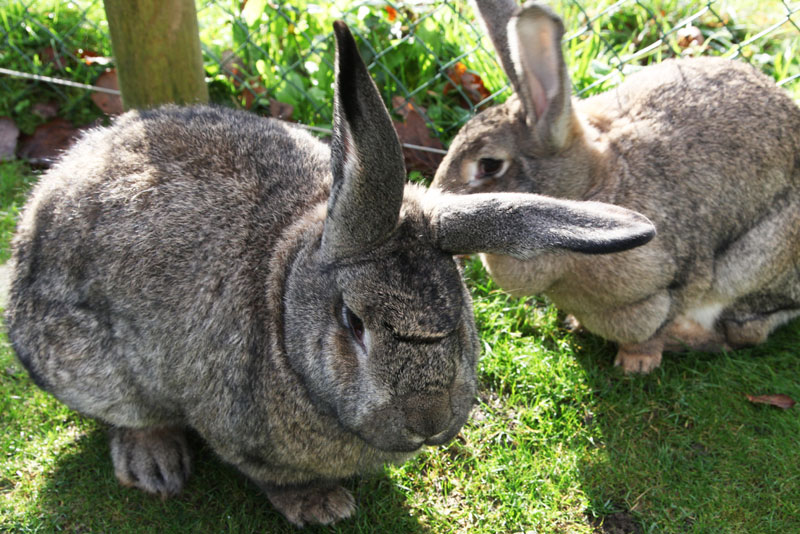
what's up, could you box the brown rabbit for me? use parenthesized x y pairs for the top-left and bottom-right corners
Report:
(432, 0), (800, 373)
(4, 21), (654, 526)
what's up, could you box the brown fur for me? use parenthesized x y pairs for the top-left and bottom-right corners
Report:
(432, 1), (800, 373)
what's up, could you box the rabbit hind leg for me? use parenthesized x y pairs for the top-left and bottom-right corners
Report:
(722, 306), (800, 348)
(615, 306), (730, 374)
(661, 304), (731, 353)
(9, 295), (166, 426)
(712, 195), (800, 304)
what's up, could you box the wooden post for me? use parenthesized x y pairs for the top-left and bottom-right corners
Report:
(104, 0), (208, 110)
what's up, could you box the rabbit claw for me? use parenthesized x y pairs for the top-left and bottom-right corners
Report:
(109, 426), (191, 498)
(266, 484), (356, 527)
(614, 340), (664, 374)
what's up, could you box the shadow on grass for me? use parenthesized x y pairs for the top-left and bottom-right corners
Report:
(569, 318), (800, 534)
(27, 425), (429, 534)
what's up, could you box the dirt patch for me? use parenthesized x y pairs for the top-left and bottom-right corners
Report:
(590, 512), (643, 534)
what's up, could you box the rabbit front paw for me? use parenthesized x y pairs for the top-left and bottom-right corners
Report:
(614, 339), (664, 374)
(109, 426), (191, 497)
(266, 484), (356, 527)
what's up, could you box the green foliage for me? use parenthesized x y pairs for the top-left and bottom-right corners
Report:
(0, 0), (111, 133)
(0, 160), (36, 262)
(199, 0), (497, 140)
(197, 0), (800, 143)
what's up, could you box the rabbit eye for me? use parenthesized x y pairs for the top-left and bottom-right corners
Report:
(476, 157), (506, 179)
(343, 305), (365, 345)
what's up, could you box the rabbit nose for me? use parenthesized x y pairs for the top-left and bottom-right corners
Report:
(403, 392), (453, 439)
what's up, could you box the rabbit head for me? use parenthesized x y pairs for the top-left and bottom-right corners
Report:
(432, 1), (592, 199)
(431, 0), (800, 374)
(282, 21), (654, 452)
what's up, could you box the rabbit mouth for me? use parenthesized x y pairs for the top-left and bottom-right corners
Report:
(352, 410), (467, 453)
(423, 425), (462, 447)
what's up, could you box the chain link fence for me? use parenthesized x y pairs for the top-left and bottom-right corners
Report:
(2, 0), (799, 152)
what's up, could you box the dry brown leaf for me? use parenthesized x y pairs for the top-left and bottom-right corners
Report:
(269, 98), (294, 121)
(444, 61), (491, 108)
(241, 83), (267, 110)
(16, 118), (81, 166)
(746, 394), (796, 410)
(31, 101), (60, 120)
(0, 117), (20, 160)
(91, 70), (124, 115)
(391, 96), (444, 177)
(220, 50), (266, 109)
(677, 25), (704, 49)
(79, 49), (113, 66)
(38, 46), (67, 70)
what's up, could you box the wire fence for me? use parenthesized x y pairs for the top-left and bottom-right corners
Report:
(2, 0), (799, 154)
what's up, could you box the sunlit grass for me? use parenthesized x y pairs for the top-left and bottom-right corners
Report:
(2, 1), (800, 532)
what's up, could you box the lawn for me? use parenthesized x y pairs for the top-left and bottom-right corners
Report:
(1, 160), (799, 533)
(2, 0), (800, 532)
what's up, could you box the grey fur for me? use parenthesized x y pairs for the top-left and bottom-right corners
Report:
(5, 22), (654, 526)
(472, 0), (522, 93)
(432, 1), (800, 373)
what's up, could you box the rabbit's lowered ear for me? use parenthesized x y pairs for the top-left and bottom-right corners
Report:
(509, 3), (573, 152)
(322, 21), (407, 259)
(427, 192), (656, 258)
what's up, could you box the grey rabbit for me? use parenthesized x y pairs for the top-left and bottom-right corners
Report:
(4, 21), (654, 526)
(432, 0), (800, 373)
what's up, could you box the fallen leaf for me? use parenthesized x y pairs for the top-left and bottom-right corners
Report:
(220, 50), (266, 109)
(0, 117), (20, 160)
(16, 118), (81, 167)
(676, 25), (704, 49)
(444, 62), (491, 108)
(91, 70), (124, 115)
(31, 101), (60, 120)
(391, 96), (444, 177)
(79, 49), (113, 66)
(241, 83), (267, 110)
(38, 46), (67, 70)
(746, 394), (796, 410)
(269, 98), (293, 121)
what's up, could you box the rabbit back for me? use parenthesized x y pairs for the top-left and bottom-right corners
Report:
(432, 1), (800, 371)
(7, 105), (331, 425)
(570, 58), (800, 328)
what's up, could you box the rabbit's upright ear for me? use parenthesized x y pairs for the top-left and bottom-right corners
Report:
(509, 3), (573, 152)
(472, 0), (523, 92)
(322, 21), (406, 259)
(427, 192), (656, 258)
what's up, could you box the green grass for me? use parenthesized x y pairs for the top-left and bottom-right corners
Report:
(0, 1), (111, 134)
(1, 159), (799, 532)
(2, 0), (800, 532)
(0, 160), (36, 263)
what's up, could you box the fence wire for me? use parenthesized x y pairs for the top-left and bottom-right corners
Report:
(2, 0), (799, 148)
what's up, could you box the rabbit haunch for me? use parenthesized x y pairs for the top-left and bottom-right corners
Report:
(5, 21), (655, 527)
(432, 1), (800, 374)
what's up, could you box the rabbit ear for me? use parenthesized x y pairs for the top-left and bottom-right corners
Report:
(472, 0), (524, 92)
(427, 192), (656, 258)
(322, 21), (406, 259)
(509, 3), (573, 152)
